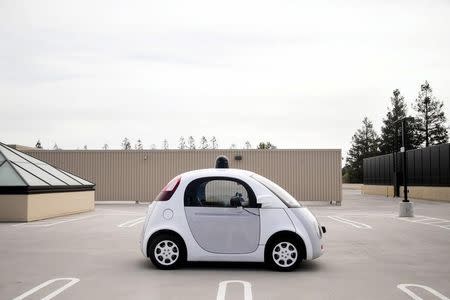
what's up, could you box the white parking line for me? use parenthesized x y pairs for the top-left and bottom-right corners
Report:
(12, 215), (98, 227)
(316, 213), (395, 218)
(410, 218), (435, 223)
(13, 277), (80, 300)
(11, 213), (145, 228)
(397, 283), (449, 300)
(101, 213), (143, 216)
(95, 208), (145, 215)
(327, 216), (372, 229)
(420, 219), (450, 225)
(397, 215), (450, 230)
(117, 217), (145, 228)
(217, 280), (252, 300)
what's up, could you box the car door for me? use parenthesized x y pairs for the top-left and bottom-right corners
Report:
(184, 177), (260, 254)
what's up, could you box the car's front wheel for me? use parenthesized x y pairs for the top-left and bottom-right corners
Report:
(148, 234), (186, 270)
(267, 238), (302, 271)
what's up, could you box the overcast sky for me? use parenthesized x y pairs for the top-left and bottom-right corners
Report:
(1, 0), (449, 156)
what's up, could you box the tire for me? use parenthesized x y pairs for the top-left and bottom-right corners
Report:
(266, 238), (302, 271)
(148, 234), (186, 270)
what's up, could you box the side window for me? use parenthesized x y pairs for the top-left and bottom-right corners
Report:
(205, 180), (249, 207)
(184, 177), (255, 207)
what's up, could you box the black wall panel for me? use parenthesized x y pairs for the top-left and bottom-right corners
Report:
(430, 146), (440, 185)
(363, 143), (450, 187)
(422, 147), (431, 186)
(414, 150), (422, 186)
(439, 144), (450, 185)
(407, 151), (415, 185)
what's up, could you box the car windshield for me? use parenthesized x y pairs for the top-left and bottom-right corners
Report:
(251, 174), (301, 208)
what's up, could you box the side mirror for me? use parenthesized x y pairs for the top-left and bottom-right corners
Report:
(230, 196), (243, 207)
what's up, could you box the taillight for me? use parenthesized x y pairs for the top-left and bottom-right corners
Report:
(155, 176), (181, 201)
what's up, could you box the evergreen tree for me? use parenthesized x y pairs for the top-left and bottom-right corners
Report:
(102, 144), (109, 150)
(257, 142), (277, 149)
(53, 143), (59, 150)
(245, 141), (252, 149)
(121, 138), (131, 150)
(178, 137), (187, 149)
(341, 165), (351, 183)
(210, 136), (218, 149)
(83, 145), (88, 150)
(380, 89), (420, 154)
(35, 140), (42, 149)
(345, 117), (381, 183)
(200, 136), (208, 149)
(413, 81), (448, 147)
(188, 136), (196, 149)
(135, 139), (143, 150)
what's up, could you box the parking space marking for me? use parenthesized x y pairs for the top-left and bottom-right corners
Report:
(11, 213), (145, 228)
(410, 217), (435, 223)
(397, 215), (450, 230)
(12, 215), (98, 227)
(101, 213), (143, 216)
(217, 280), (252, 300)
(421, 219), (450, 225)
(13, 277), (80, 300)
(316, 213), (395, 218)
(117, 217), (145, 228)
(95, 208), (145, 215)
(327, 216), (372, 229)
(397, 284), (449, 300)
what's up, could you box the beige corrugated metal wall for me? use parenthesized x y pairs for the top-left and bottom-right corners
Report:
(24, 149), (342, 203)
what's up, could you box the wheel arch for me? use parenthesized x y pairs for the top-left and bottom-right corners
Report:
(146, 229), (187, 258)
(264, 230), (307, 261)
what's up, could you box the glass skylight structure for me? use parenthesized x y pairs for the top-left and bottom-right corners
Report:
(0, 143), (95, 193)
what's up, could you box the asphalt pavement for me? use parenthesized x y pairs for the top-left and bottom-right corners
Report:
(1, 189), (449, 300)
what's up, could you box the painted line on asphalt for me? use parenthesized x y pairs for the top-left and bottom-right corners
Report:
(12, 215), (98, 227)
(99, 213), (144, 216)
(316, 213), (395, 218)
(13, 277), (80, 300)
(327, 216), (372, 229)
(117, 217), (145, 228)
(95, 208), (145, 214)
(397, 283), (449, 300)
(420, 219), (450, 225)
(12, 213), (143, 228)
(410, 217), (436, 223)
(217, 280), (252, 300)
(397, 215), (450, 231)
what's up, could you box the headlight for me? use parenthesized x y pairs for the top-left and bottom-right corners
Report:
(309, 211), (322, 239)
(313, 219), (322, 239)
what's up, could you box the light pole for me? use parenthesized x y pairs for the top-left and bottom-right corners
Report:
(394, 117), (414, 217)
(392, 122), (399, 197)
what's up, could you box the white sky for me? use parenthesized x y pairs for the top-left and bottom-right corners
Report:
(1, 0), (449, 155)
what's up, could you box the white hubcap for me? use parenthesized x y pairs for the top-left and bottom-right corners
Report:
(154, 240), (179, 266)
(272, 241), (298, 267)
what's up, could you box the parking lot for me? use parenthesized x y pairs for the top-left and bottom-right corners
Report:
(1, 189), (449, 300)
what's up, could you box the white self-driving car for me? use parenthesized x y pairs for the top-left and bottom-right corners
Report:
(140, 163), (326, 271)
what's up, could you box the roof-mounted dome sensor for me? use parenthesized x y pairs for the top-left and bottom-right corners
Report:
(215, 155), (229, 168)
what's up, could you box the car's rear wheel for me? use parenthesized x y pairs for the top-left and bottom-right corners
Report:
(267, 238), (302, 271)
(148, 234), (186, 269)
